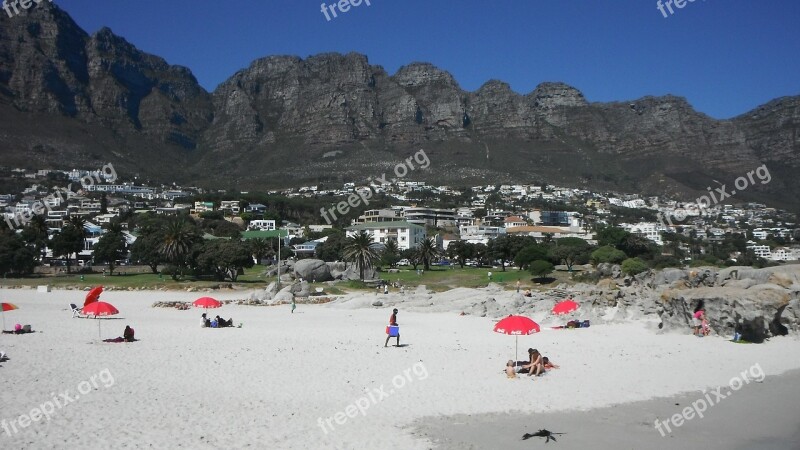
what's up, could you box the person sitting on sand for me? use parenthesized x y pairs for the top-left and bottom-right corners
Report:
(522, 348), (544, 377)
(123, 326), (135, 342)
(201, 313), (209, 328)
(506, 360), (518, 379)
(543, 357), (559, 370)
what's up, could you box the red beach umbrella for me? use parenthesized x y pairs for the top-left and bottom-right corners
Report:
(82, 301), (119, 339)
(494, 315), (541, 361)
(85, 286), (103, 307)
(1, 302), (19, 331)
(553, 300), (580, 315)
(193, 297), (222, 309)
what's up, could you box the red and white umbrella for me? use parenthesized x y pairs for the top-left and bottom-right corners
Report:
(193, 297), (222, 309)
(83, 301), (119, 338)
(552, 300), (579, 315)
(494, 315), (541, 361)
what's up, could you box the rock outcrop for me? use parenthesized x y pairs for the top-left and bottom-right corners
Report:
(1, 4), (799, 208)
(293, 259), (332, 282)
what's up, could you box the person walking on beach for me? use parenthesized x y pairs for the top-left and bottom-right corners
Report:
(384, 308), (400, 347)
(291, 297), (296, 314)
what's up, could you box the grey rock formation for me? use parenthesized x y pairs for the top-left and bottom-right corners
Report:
(294, 259), (332, 282)
(273, 286), (294, 303)
(327, 262), (376, 281)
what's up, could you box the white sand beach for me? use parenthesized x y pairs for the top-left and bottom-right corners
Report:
(2, 287), (800, 449)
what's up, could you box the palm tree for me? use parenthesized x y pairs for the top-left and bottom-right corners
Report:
(68, 215), (87, 265)
(249, 237), (272, 264)
(22, 215), (50, 261)
(417, 237), (441, 271)
(159, 220), (198, 279)
(381, 239), (400, 268)
(342, 230), (380, 281)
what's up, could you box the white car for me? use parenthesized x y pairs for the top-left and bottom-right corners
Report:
(397, 259), (411, 266)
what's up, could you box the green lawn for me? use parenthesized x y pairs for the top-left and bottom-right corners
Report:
(1, 265), (273, 291)
(2, 264), (577, 293)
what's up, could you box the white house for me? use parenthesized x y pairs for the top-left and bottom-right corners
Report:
(459, 225), (506, 245)
(248, 220), (276, 231)
(622, 222), (666, 246)
(503, 215), (527, 228)
(746, 243), (772, 259)
(346, 221), (426, 250)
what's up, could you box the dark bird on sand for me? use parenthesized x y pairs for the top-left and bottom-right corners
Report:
(522, 429), (564, 443)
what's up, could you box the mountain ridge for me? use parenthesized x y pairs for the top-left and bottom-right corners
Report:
(1, 2), (798, 210)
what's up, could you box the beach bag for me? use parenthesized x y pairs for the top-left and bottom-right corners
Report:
(385, 326), (390, 334)
(22, 324), (31, 333)
(582, 320), (590, 328)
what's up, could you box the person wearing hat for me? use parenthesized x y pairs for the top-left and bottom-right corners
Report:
(384, 308), (400, 347)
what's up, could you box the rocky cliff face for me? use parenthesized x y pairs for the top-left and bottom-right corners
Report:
(0, 2), (212, 178)
(1, 3), (799, 208)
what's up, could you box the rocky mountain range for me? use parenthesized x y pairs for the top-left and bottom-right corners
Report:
(1, 2), (799, 209)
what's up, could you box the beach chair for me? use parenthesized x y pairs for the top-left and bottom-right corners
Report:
(70, 303), (85, 318)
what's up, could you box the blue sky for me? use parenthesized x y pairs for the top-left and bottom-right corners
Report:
(56, 0), (799, 119)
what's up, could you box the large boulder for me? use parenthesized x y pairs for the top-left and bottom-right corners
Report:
(290, 280), (311, 297)
(597, 263), (622, 279)
(327, 261), (377, 281)
(653, 268), (689, 287)
(294, 259), (332, 282)
(273, 286), (294, 303)
(658, 285), (795, 342)
(718, 266), (800, 288)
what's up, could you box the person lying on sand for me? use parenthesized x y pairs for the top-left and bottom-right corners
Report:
(215, 316), (234, 328)
(543, 357), (559, 370)
(3, 324), (34, 334)
(104, 326), (137, 343)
